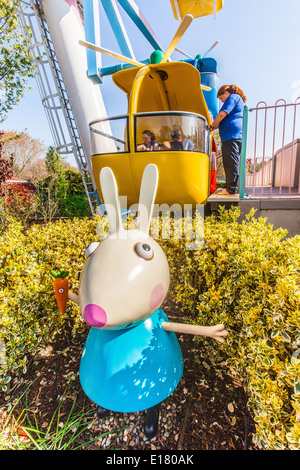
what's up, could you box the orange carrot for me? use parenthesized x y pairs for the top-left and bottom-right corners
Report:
(51, 270), (69, 314)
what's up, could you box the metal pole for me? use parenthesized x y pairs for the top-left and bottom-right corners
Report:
(239, 105), (248, 199)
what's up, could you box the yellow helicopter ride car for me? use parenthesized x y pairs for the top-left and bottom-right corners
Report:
(80, 12), (220, 209)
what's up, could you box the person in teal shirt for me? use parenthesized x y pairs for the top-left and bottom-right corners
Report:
(211, 85), (247, 194)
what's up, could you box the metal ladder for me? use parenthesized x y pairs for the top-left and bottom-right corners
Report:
(17, 0), (101, 215)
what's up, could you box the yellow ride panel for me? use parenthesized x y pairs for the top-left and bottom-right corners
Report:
(112, 62), (211, 123)
(91, 150), (210, 208)
(169, 0), (223, 20)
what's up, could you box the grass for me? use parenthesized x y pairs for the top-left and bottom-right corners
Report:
(0, 380), (121, 450)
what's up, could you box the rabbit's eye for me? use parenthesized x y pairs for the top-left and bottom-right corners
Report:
(134, 242), (154, 260)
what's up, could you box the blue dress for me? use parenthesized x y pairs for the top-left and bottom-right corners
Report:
(79, 308), (184, 412)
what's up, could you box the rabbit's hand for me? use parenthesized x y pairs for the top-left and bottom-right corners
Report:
(202, 324), (228, 343)
(68, 290), (79, 305)
(162, 322), (228, 343)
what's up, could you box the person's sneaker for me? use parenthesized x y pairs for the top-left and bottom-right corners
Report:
(218, 189), (230, 195)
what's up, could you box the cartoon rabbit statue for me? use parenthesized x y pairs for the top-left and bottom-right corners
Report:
(57, 164), (228, 439)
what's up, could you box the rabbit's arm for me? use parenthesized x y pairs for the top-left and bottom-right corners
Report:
(162, 322), (228, 343)
(68, 290), (79, 305)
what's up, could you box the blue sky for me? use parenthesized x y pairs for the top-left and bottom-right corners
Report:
(2, 0), (300, 157)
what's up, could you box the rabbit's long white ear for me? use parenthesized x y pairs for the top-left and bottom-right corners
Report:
(100, 167), (123, 234)
(136, 164), (159, 233)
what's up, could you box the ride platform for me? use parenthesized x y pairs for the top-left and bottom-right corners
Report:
(207, 189), (300, 238)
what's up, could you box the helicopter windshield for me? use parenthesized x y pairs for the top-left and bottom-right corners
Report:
(89, 112), (209, 155)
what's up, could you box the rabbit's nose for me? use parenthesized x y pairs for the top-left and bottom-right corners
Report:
(83, 304), (107, 328)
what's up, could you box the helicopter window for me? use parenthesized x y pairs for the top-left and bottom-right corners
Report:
(89, 116), (129, 155)
(135, 112), (209, 154)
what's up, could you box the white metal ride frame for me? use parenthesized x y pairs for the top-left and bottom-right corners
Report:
(18, 0), (100, 214)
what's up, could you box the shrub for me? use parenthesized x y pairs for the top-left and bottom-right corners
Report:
(0, 208), (299, 450)
(35, 149), (90, 221)
(59, 170), (91, 218)
(160, 207), (300, 450)
(35, 170), (90, 221)
(3, 183), (38, 224)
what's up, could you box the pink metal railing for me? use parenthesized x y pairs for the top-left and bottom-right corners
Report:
(245, 98), (300, 196)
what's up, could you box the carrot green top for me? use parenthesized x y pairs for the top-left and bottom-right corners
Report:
(51, 270), (69, 278)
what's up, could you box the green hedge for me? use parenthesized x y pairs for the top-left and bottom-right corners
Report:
(0, 217), (99, 386)
(0, 209), (299, 449)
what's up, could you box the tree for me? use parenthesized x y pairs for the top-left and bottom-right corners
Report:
(45, 145), (65, 175)
(0, 131), (39, 228)
(60, 169), (90, 218)
(36, 147), (90, 220)
(0, 130), (13, 196)
(1, 130), (46, 178)
(0, 0), (35, 121)
(35, 147), (68, 222)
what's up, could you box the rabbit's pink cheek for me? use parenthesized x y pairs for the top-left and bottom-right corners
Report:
(83, 304), (107, 328)
(149, 284), (164, 311)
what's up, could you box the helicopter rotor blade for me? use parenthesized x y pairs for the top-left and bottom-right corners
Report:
(202, 40), (219, 58)
(201, 85), (212, 91)
(160, 14), (193, 64)
(79, 40), (144, 67)
(175, 47), (193, 59)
